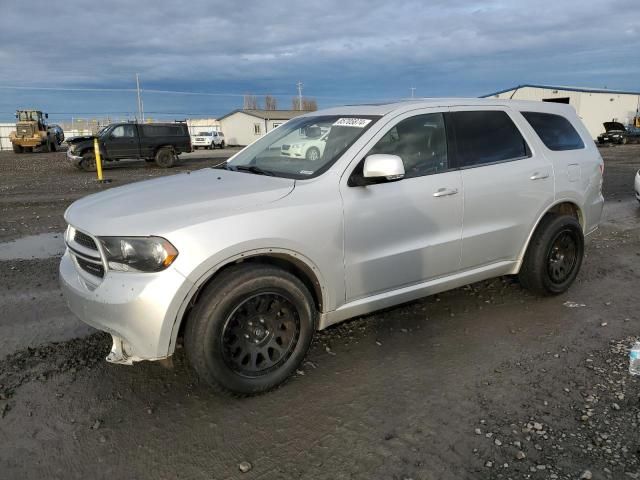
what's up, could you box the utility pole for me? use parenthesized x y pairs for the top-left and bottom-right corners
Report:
(136, 73), (144, 122)
(410, 87), (416, 99)
(297, 81), (303, 111)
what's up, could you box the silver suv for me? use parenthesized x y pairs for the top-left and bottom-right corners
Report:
(60, 99), (604, 394)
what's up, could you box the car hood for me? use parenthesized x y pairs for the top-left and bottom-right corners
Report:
(65, 168), (296, 236)
(603, 122), (627, 133)
(66, 135), (96, 144)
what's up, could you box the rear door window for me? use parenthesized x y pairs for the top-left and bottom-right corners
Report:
(521, 112), (585, 151)
(449, 111), (530, 168)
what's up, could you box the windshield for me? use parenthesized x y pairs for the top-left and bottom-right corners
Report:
(18, 111), (39, 122)
(227, 115), (379, 179)
(197, 131), (212, 136)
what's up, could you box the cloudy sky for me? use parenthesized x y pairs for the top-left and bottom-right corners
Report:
(0, 0), (639, 122)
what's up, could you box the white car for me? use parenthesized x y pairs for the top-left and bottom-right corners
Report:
(192, 131), (225, 149)
(280, 130), (328, 161)
(635, 169), (640, 203)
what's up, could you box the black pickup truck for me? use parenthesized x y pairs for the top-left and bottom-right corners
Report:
(66, 122), (191, 171)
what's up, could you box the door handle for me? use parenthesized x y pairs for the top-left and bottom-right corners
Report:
(530, 172), (549, 180)
(433, 187), (459, 197)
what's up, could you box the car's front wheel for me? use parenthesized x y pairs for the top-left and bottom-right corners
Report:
(185, 263), (316, 395)
(519, 213), (584, 295)
(306, 147), (320, 161)
(79, 152), (97, 171)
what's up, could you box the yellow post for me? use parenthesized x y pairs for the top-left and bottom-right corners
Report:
(93, 137), (103, 181)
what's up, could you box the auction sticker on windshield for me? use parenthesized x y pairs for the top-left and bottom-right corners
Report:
(333, 118), (372, 128)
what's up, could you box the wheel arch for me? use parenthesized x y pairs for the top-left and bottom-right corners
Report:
(154, 144), (175, 156)
(168, 250), (326, 356)
(515, 200), (584, 272)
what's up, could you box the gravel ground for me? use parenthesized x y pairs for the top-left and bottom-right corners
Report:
(0, 144), (639, 479)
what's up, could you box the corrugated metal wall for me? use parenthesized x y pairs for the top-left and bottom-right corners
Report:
(0, 123), (15, 151)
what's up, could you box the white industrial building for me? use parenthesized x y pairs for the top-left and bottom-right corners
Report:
(219, 109), (306, 146)
(484, 84), (640, 140)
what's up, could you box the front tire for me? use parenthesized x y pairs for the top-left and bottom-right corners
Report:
(306, 147), (320, 161)
(79, 152), (97, 172)
(185, 264), (316, 395)
(12, 144), (23, 154)
(519, 214), (584, 295)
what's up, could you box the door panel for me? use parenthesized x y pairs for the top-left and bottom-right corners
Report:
(449, 108), (554, 269)
(340, 110), (463, 302)
(342, 172), (463, 300)
(105, 124), (139, 159)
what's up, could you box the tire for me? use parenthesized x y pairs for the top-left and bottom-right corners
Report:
(155, 147), (175, 168)
(50, 140), (57, 152)
(12, 144), (23, 154)
(80, 152), (97, 172)
(518, 214), (584, 296)
(220, 141), (225, 149)
(621, 137), (628, 145)
(184, 263), (316, 395)
(306, 147), (321, 162)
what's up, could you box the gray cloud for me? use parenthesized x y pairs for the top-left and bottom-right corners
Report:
(0, 0), (638, 102)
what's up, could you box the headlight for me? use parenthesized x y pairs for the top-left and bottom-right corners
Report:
(99, 236), (178, 272)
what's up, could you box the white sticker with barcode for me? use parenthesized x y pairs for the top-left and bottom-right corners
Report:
(332, 118), (371, 128)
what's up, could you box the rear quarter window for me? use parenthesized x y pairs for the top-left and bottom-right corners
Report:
(521, 112), (585, 151)
(142, 125), (188, 137)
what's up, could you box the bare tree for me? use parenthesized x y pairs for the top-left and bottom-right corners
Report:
(292, 96), (318, 111)
(243, 94), (259, 110)
(302, 98), (317, 111)
(264, 95), (278, 110)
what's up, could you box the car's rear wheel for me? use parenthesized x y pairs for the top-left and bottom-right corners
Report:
(50, 140), (57, 152)
(80, 152), (97, 172)
(184, 263), (316, 395)
(155, 147), (175, 168)
(519, 214), (584, 295)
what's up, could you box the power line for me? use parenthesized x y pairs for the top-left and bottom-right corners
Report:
(0, 84), (367, 100)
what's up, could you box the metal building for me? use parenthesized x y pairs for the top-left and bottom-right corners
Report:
(483, 84), (640, 140)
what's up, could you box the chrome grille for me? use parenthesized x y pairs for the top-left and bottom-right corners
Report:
(74, 230), (97, 250)
(76, 257), (105, 277)
(66, 226), (105, 281)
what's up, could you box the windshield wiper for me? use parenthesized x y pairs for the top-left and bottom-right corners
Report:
(228, 165), (275, 176)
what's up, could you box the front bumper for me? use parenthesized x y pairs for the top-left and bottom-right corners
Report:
(59, 250), (194, 363)
(66, 148), (84, 166)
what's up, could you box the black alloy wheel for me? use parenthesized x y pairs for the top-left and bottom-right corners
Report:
(547, 230), (578, 285)
(221, 292), (300, 377)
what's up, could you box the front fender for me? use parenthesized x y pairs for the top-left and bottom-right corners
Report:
(166, 246), (329, 356)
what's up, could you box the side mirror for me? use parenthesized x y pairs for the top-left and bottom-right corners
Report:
(363, 154), (405, 181)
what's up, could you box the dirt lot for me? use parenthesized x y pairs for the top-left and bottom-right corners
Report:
(0, 145), (639, 479)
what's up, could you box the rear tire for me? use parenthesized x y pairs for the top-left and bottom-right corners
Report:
(519, 214), (584, 296)
(155, 147), (175, 168)
(184, 263), (316, 395)
(12, 144), (23, 154)
(50, 140), (57, 152)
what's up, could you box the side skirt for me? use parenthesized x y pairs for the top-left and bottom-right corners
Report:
(318, 260), (517, 330)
